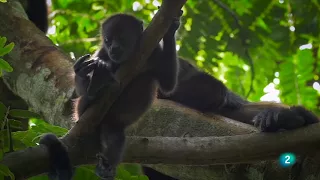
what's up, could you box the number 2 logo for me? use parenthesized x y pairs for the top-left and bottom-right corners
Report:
(284, 155), (290, 164)
(279, 153), (296, 168)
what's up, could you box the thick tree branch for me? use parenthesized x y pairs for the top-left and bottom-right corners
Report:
(1, 108), (320, 179)
(1, 100), (258, 179)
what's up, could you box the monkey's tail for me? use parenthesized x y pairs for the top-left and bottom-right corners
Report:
(25, 0), (48, 33)
(39, 133), (74, 180)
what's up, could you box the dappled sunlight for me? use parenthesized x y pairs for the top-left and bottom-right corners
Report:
(132, 2), (143, 11)
(299, 43), (312, 50)
(313, 82), (320, 94)
(47, 25), (56, 35)
(176, 44), (180, 51)
(260, 83), (281, 102)
(152, 0), (160, 7)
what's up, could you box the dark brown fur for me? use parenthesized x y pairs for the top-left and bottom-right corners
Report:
(73, 12), (182, 180)
(158, 58), (319, 131)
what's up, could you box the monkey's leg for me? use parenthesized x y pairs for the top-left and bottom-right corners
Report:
(218, 93), (319, 132)
(95, 74), (157, 179)
(96, 125), (125, 180)
(166, 72), (318, 132)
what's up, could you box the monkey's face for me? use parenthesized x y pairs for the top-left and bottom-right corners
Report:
(103, 33), (139, 63)
(102, 15), (143, 64)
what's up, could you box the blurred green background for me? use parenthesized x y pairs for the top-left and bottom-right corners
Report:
(47, 0), (320, 114)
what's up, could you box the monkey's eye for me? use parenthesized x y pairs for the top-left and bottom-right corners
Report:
(104, 37), (112, 46)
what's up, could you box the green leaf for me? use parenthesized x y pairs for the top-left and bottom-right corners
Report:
(116, 167), (131, 180)
(0, 58), (13, 72)
(256, 18), (271, 33)
(72, 166), (99, 180)
(0, 149), (3, 160)
(12, 130), (39, 147)
(8, 119), (23, 130)
(0, 0), (7, 3)
(29, 118), (68, 136)
(28, 174), (49, 180)
(0, 37), (6, 47)
(0, 42), (14, 56)
(118, 164), (143, 176)
(0, 164), (14, 180)
(9, 109), (42, 119)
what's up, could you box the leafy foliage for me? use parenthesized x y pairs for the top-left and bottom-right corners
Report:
(47, 0), (319, 115)
(0, 36), (14, 77)
(0, 34), (15, 179)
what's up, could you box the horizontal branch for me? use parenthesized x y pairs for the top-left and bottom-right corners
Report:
(1, 100), (257, 178)
(2, 113), (320, 178)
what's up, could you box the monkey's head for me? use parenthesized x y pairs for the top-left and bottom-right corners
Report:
(101, 14), (144, 64)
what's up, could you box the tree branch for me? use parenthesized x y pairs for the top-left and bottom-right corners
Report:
(2, 105), (320, 179)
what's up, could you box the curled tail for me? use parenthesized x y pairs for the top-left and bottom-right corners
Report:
(39, 133), (74, 180)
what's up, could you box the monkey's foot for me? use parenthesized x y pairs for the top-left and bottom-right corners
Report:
(253, 106), (318, 132)
(95, 153), (116, 180)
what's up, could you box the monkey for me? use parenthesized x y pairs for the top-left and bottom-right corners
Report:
(73, 11), (182, 180)
(24, 0), (49, 33)
(39, 133), (73, 180)
(21, 2), (180, 179)
(141, 58), (320, 180)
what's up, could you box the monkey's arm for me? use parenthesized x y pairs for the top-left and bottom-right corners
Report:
(73, 55), (115, 119)
(152, 11), (182, 94)
(73, 54), (95, 96)
(155, 39), (178, 93)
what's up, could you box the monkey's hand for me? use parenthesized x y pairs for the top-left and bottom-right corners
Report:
(163, 9), (183, 39)
(253, 106), (319, 132)
(74, 54), (96, 96)
(87, 58), (117, 97)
